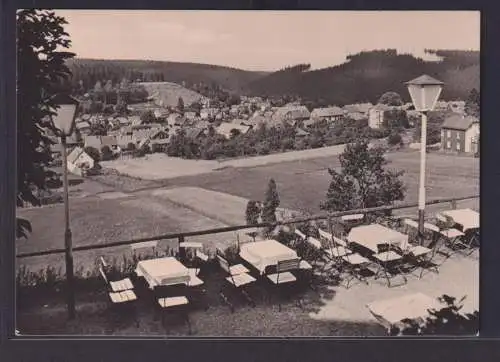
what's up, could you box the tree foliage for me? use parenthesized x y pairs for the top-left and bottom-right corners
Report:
(321, 138), (406, 212)
(262, 179), (280, 226)
(378, 91), (404, 106)
(465, 88), (480, 117)
(16, 9), (75, 237)
(245, 200), (262, 225)
(84, 146), (100, 162)
(392, 295), (478, 336)
(177, 97), (185, 113)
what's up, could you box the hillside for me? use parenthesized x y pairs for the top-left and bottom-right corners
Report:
(65, 58), (268, 93)
(138, 82), (206, 107)
(243, 49), (480, 104)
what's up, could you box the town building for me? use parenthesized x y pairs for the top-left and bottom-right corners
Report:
(441, 114), (479, 154)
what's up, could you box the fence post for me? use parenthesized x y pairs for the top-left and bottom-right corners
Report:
(178, 235), (186, 261)
(450, 200), (457, 210)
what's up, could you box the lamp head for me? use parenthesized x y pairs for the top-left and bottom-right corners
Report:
(51, 93), (79, 136)
(405, 75), (444, 112)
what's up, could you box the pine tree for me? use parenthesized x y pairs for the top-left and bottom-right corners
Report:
(261, 178), (280, 226)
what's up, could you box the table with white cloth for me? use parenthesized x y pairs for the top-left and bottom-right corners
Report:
(239, 239), (298, 274)
(441, 209), (480, 232)
(135, 257), (190, 288)
(366, 292), (443, 331)
(347, 224), (409, 254)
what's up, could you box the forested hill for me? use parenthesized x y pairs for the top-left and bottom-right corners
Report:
(65, 58), (269, 93)
(243, 49), (480, 105)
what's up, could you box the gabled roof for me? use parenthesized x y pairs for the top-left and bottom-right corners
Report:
(311, 106), (345, 118)
(343, 102), (373, 114)
(442, 114), (479, 131)
(67, 146), (87, 164)
(76, 121), (91, 129)
(185, 127), (205, 139)
(274, 105), (310, 120)
(246, 115), (267, 127)
(295, 128), (310, 137)
(100, 135), (118, 147)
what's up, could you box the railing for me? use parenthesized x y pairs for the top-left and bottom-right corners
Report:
(16, 194), (479, 259)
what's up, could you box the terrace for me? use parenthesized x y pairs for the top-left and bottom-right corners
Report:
(17, 203), (479, 336)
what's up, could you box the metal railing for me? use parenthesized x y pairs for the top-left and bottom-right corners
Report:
(16, 194), (479, 259)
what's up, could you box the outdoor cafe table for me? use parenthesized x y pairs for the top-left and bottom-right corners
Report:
(135, 257), (190, 289)
(441, 209), (480, 232)
(239, 239), (298, 274)
(366, 292), (443, 332)
(347, 223), (409, 254)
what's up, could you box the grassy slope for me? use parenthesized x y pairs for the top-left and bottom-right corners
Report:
(67, 58), (268, 92)
(138, 81), (205, 107)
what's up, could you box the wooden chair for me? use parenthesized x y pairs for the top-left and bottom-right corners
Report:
(154, 283), (191, 334)
(216, 254), (256, 312)
(266, 258), (302, 312)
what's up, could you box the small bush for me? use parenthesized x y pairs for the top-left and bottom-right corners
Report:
(387, 132), (403, 146)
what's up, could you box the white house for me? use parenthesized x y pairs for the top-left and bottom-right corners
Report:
(66, 147), (94, 176)
(310, 107), (346, 123)
(441, 114), (480, 154)
(368, 104), (391, 129)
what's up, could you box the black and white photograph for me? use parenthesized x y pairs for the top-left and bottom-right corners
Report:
(15, 10), (480, 336)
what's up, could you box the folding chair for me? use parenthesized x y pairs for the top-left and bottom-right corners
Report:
(99, 265), (139, 329)
(372, 244), (407, 288)
(339, 252), (371, 288)
(216, 254), (256, 312)
(266, 258), (302, 312)
(440, 228), (469, 256)
(154, 283), (192, 334)
(318, 229), (353, 268)
(406, 244), (440, 279)
(130, 240), (159, 256)
(99, 259), (134, 292)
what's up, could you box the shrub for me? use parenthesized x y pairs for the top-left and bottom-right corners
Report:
(100, 145), (114, 161)
(392, 295), (479, 336)
(84, 146), (100, 162)
(387, 132), (403, 146)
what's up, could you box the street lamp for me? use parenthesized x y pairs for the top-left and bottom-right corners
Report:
(405, 75), (444, 241)
(51, 93), (79, 320)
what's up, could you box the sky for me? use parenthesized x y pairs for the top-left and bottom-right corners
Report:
(55, 10), (480, 72)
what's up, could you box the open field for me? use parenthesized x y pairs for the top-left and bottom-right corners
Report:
(162, 151), (480, 215)
(100, 144), (349, 180)
(16, 194), (240, 274)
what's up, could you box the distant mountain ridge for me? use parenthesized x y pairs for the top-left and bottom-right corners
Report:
(242, 49), (480, 105)
(66, 49), (479, 105)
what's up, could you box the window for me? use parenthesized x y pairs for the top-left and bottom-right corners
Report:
(456, 143), (461, 151)
(447, 130), (451, 138)
(447, 140), (451, 149)
(456, 132), (461, 140)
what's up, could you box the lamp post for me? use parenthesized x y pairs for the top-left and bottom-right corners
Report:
(51, 93), (79, 319)
(405, 75), (444, 242)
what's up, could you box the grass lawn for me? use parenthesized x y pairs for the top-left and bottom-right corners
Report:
(163, 151), (479, 215)
(16, 194), (238, 274)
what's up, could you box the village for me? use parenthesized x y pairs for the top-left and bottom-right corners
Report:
(57, 87), (479, 179)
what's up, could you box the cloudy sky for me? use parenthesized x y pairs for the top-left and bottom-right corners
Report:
(55, 10), (480, 71)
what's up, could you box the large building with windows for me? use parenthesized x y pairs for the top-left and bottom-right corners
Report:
(441, 114), (479, 154)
